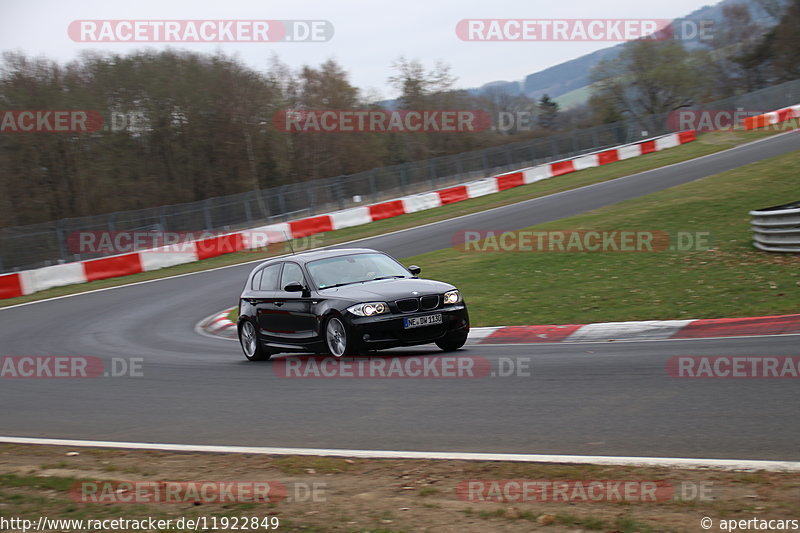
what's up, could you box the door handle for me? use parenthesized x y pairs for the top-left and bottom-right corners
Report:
(274, 301), (284, 307)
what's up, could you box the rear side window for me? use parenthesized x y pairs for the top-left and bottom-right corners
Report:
(280, 262), (306, 290)
(258, 263), (282, 291)
(250, 269), (263, 290)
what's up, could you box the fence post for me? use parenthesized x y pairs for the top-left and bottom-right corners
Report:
(243, 193), (253, 224)
(203, 199), (213, 231)
(158, 206), (167, 232)
(278, 187), (288, 221)
(334, 175), (345, 210)
(55, 220), (68, 263)
(399, 166), (408, 194)
(456, 156), (464, 183)
(369, 169), (378, 202)
(307, 186), (316, 216)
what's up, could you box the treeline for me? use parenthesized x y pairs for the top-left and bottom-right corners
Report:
(1, 0), (798, 227)
(0, 52), (571, 227)
(589, 0), (800, 122)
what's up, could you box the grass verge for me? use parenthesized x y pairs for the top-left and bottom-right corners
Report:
(1, 444), (798, 533)
(0, 128), (791, 310)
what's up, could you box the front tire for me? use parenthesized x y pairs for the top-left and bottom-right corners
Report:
(325, 316), (357, 357)
(239, 320), (271, 361)
(435, 332), (468, 352)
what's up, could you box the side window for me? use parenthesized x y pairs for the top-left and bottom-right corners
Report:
(280, 262), (306, 290)
(259, 263), (282, 291)
(250, 269), (263, 290)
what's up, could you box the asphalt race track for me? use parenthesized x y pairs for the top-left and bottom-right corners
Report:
(1, 131), (798, 460)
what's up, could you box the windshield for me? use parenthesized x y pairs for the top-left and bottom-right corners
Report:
(306, 253), (410, 289)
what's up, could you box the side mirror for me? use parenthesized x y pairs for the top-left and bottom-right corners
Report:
(408, 265), (421, 276)
(284, 281), (305, 292)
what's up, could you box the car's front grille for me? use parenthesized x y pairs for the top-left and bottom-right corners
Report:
(396, 298), (419, 313)
(420, 295), (439, 310)
(396, 295), (441, 313)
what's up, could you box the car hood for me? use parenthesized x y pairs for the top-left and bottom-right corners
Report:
(317, 278), (455, 302)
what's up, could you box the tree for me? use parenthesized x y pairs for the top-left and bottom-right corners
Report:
(590, 40), (700, 129)
(536, 94), (559, 129)
(768, 0), (800, 80)
(388, 57), (456, 110)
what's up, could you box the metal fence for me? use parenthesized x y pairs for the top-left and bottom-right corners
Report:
(2, 78), (800, 273)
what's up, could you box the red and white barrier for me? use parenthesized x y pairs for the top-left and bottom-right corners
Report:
(0, 130), (697, 300)
(744, 104), (800, 130)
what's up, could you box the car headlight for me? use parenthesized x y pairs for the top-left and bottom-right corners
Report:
(347, 302), (390, 317)
(443, 290), (462, 305)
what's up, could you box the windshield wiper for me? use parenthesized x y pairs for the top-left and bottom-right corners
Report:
(320, 275), (406, 289)
(320, 281), (358, 289)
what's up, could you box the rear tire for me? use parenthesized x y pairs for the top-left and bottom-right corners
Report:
(239, 320), (271, 361)
(435, 332), (468, 352)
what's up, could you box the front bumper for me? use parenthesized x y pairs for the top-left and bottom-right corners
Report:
(345, 304), (469, 348)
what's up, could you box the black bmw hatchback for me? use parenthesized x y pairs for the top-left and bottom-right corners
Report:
(237, 248), (470, 360)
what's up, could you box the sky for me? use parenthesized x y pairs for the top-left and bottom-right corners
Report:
(0, 0), (717, 100)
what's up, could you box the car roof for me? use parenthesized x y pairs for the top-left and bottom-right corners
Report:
(252, 248), (383, 270)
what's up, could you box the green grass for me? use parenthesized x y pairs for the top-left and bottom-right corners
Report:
(0, 128), (790, 309)
(554, 84), (592, 109)
(270, 456), (357, 475)
(403, 149), (800, 326)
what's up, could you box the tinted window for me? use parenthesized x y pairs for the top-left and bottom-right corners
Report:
(306, 253), (409, 289)
(258, 263), (282, 291)
(280, 262), (306, 290)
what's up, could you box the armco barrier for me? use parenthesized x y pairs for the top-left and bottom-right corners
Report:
(750, 201), (800, 253)
(0, 130), (696, 300)
(744, 104), (800, 130)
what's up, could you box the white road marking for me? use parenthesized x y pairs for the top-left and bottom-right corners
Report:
(1, 436), (797, 471)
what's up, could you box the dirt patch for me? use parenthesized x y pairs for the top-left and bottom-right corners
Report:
(1, 444), (799, 532)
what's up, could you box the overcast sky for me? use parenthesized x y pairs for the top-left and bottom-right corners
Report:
(1, 0), (717, 99)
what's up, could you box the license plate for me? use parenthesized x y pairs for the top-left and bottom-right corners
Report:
(403, 314), (443, 329)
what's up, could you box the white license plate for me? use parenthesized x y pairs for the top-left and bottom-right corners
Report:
(404, 314), (443, 329)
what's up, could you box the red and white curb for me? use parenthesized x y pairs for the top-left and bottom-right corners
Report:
(199, 309), (238, 340)
(476, 313), (800, 344)
(201, 310), (800, 344)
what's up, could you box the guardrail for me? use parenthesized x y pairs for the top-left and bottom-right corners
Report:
(750, 201), (800, 253)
